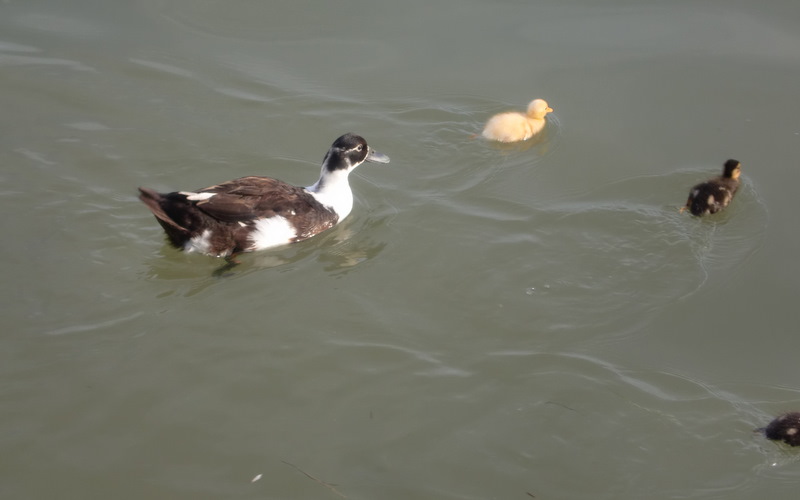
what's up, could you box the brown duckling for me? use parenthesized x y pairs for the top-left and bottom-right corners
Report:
(482, 99), (553, 143)
(763, 412), (800, 446)
(682, 159), (742, 216)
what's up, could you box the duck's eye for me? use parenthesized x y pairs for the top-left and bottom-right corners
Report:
(356, 144), (363, 151)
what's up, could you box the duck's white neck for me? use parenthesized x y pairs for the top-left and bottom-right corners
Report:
(306, 168), (354, 220)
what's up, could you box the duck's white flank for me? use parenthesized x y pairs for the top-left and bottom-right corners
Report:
(248, 216), (297, 250)
(184, 229), (213, 254)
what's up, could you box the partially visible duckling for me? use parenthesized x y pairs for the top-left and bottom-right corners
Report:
(682, 159), (742, 216)
(762, 412), (800, 446)
(482, 99), (553, 143)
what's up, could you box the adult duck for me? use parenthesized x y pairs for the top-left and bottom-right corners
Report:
(138, 133), (390, 258)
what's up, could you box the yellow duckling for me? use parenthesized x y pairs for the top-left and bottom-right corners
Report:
(482, 99), (553, 143)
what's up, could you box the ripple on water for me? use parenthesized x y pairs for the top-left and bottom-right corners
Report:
(460, 168), (768, 339)
(373, 94), (565, 199)
(469, 350), (791, 496)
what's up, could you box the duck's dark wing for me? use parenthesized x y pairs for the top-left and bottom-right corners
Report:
(193, 176), (322, 223)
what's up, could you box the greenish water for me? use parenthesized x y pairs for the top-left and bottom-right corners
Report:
(2, 1), (800, 499)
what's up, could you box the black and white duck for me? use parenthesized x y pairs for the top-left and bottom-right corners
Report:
(138, 133), (390, 258)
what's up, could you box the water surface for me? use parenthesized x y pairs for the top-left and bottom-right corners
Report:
(2, 1), (800, 499)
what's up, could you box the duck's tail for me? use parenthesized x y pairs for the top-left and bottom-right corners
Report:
(138, 187), (189, 233)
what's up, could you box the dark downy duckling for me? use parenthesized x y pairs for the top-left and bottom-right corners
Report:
(762, 412), (800, 446)
(682, 159), (742, 216)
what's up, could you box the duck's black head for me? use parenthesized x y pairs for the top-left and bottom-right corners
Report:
(322, 133), (390, 173)
(722, 159), (741, 179)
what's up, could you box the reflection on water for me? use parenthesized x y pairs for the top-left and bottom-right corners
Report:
(142, 219), (390, 294)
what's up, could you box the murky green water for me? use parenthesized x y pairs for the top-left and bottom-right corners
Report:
(2, 1), (800, 498)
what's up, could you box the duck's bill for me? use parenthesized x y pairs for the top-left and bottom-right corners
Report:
(366, 149), (390, 164)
